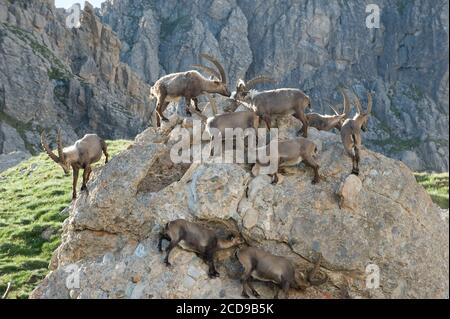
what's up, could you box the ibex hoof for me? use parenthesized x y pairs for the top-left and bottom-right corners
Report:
(81, 186), (87, 191)
(252, 291), (261, 298)
(312, 179), (319, 184)
(351, 170), (359, 176)
(241, 292), (250, 298)
(164, 261), (171, 267)
(209, 271), (220, 278)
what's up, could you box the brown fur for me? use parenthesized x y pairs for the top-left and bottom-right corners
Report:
(206, 111), (260, 139)
(253, 137), (320, 184)
(237, 247), (300, 299)
(237, 247), (328, 299)
(41, 130), (108, 200)
(151, 55), (230, 127)
(158, 219), (243, 278)
(234, 87), (311, 137)
(340, 91), (372, 175)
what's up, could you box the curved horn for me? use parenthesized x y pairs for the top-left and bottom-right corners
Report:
(41, 131), (60, 163)
(366, 92), (372, 114)
(351, 90), (362, 114)
(327, 103), (340, 116)
(191, 64), (221, 80)
(340, 89), (350, 116)
(200, 53), (227, 83)
(245, 75), (275, 89)
(56, 128), (64, 161)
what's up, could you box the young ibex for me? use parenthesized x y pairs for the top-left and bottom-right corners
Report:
(41, 129), (109, 200)
(252, 137), (320, 184)
(150, 54), (230, 127)
(158, 219), (243, 278)
(306, 89), (350, 131)
(233, 83), (311, 137)
(340, 91), (372, 175)
(204, 110), (260, 157)
(236, 247), (328, 299)
(205, 111), (260, 140)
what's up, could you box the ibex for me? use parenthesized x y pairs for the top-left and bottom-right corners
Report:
(233, 81), (311, 137)
(150, 54), (230, 127)
(158, 219), (243, 278)
(340, 91), (372, 175)
(307, 89), (350, 131)
(204, 110), (260, 157)
(236, 247), (328, 299)
(252, 137), (320, 184)
(41, 129), (109, 200)
(226, 75), (275, 112)
(205, 108), (260, 139)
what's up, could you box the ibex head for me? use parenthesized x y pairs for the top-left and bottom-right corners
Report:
(197, 54), (231, 97)
(233, 75), (274, 100)
(352, 91), (372, 132)
(41, 129), (70, 175)
(225, 75), (275, 112)
(218, 231), (245, 249)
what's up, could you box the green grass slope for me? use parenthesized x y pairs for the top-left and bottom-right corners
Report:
(414, 172), (449, 209)
(0, 140), (131, 298)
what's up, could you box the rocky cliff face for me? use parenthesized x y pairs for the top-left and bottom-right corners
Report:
(0, 0), (154, 171)
(100, 0), (449, 172)
(30, 118), (449, 299)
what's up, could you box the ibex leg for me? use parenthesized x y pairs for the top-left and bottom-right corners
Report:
(304, 156), (320, 184)
(81, 166), (91, 191)
(192, 97), (201, 112)
(294, 109), (308, 138)
(352, 147), (360, 175)
(101, 140), (109, 164)
(72, 168), (79, 200)
(240, 269), (253, 298)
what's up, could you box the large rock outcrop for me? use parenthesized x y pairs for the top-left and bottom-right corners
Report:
(31, 121), (449, 299)
(0, 0), (154, 171)
(100, 0), (449, 172)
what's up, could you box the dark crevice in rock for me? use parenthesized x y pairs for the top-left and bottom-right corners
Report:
(137, 152), (191, 193)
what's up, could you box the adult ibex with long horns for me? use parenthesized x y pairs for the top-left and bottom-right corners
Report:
(340, 91), (373, 175)
(150, 54), (231, 126)
(41, 129), (109, 200)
